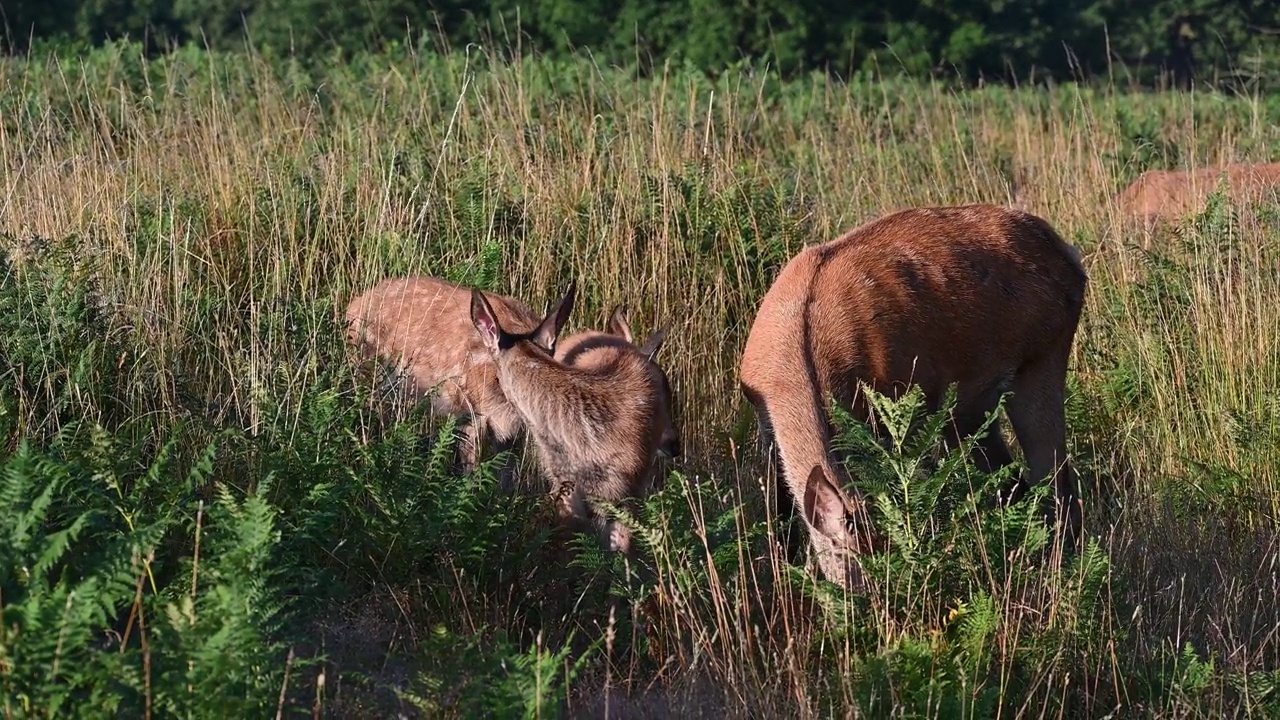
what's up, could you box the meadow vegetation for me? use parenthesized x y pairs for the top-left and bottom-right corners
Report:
(1, 40), (1279, 717)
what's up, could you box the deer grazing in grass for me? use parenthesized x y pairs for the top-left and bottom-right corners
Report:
(739, 204), (1088, 592)
(1116, 161), (1280, 228)
(557, 306), (681, 464)
(469, 286), (675, 554)
(345, 276), (680, 508)
(344, 276), (565, 486)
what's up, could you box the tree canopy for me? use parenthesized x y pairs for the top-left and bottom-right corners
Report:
(4, 0), (1280, 88)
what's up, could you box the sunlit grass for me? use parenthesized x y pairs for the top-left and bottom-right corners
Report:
(1, 40), (1278, 716)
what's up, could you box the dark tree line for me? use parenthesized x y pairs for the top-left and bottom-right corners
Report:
(3, 0), (1280, 87)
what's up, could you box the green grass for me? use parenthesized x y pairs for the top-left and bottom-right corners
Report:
(1, 39), (1279, 718)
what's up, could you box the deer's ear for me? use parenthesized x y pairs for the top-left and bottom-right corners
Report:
(470, 290), (502, 352)
(532, 282), (576, 353)
(607, 305), (634, 343)
(637, 324), (669, 362)
(803, 466), (848, 537)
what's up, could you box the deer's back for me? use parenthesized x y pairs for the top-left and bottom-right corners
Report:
(741, 204), (1086, 414)
(512, 340), (662, 501)
(346, 276), (539, 419)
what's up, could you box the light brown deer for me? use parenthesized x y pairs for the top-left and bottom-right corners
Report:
(558, 306), (681, 462)
(1116, 161), (1280, 227)
(345, 276), (681, 493)
(739, 204), (1087, 592)
(344, 276), (573, 487)
(470, 287), (673, 554)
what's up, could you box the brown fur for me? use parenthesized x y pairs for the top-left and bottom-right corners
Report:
(470, 287), (671, 554)
(344, 276), (566, 484)
(344, 278), (682, 489)
(1116, 162), (1280, 227)
(557, 306), (681, 461)
(739, 204), (1087, 591)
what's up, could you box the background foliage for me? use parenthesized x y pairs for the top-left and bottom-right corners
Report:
(5, 0), (1280, 88)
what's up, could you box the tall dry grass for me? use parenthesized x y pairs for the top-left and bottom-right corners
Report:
(2, 41), (1279, 716)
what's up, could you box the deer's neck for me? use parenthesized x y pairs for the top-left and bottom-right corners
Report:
(498, 348), (648, 454)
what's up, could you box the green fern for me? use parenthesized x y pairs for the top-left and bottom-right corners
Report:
(803, 385), (1117, 715)
(150, 485), (288, 719)
(0, 415), (304, 718)
(445, 237), (505, 291)
(401, 625), (598, 719)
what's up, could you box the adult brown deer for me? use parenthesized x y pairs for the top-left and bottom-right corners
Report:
(470, 287), (673, 554)
(739, 204), (1087, 592)
(1116, 162), (1280, 227)
(344, 276), (572, 487)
